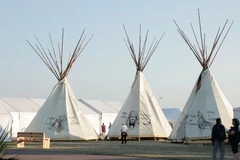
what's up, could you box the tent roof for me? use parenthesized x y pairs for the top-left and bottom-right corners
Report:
(0, 97), (41, 113)
(0, 97), (122, 115)
(30, 98), (46, 107)
(79, 99), (120, 114)
(78, 101), (99, 115)
(0, 99), (11, 115)
(103, 101), (123, 111)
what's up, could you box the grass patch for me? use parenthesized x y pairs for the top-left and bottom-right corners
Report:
(7, 140), (235, 160)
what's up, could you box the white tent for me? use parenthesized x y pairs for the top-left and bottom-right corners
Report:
(0, 97), (41, 137)
(170, 11), (233, 140)
(162, 108), (181, 128)
(25, 29), (98, 140)
(108, 25), (172, 139)
(79, 99), (121, 135)
(0, 99), (12, 141)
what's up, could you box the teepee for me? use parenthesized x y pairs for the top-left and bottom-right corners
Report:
(25, 29), (98, 140)
(108, 25), (172, 139)
(170, 10), (234, 140)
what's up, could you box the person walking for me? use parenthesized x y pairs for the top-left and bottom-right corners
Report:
(108, 122), (112, 130)
(101, 123), (106, 136)
(211, 118), (226, 160)
(120, 123), (128, 144)
(228, 118), (240, 160)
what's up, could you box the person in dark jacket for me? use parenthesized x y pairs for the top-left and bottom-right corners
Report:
(228, 118), (239, 160)
(211, 118), (226, 160)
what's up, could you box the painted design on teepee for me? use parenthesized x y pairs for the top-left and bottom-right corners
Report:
(170, 9), (233, 140)
(196, 111), (214, 136)
(179, 111), (216, 137)
(48, 115), (68, 133)
(140, 112), (151, 126)
(125, 110), (139, 129)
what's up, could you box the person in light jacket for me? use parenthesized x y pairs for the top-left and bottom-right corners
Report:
(120, 123), (128, 144)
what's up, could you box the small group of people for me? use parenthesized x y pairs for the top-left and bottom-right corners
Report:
(211, 118), (240, 160)
(101, 122), (128, 144)
(101, 122), (112, 137)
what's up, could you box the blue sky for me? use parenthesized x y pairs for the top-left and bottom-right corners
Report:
(0, 1), (239, 109)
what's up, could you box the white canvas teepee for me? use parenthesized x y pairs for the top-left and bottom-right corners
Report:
(25, 29), (98, 140)
(108, 25), (172, 139)
(170, 10), (234, 140)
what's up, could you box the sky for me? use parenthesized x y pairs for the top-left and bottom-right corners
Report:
(0, 1), (240, 109)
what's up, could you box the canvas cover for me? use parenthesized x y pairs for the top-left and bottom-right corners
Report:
(31, 98), (102, 136)
(28, 98), (102, 136)
(25, 78), (98, 140)
(170, 69), (233, 140)
(108, 71), (172, 138)
(27, 97), (119, 136)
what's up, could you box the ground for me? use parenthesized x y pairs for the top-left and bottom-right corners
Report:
(2, 140), (236, 160)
